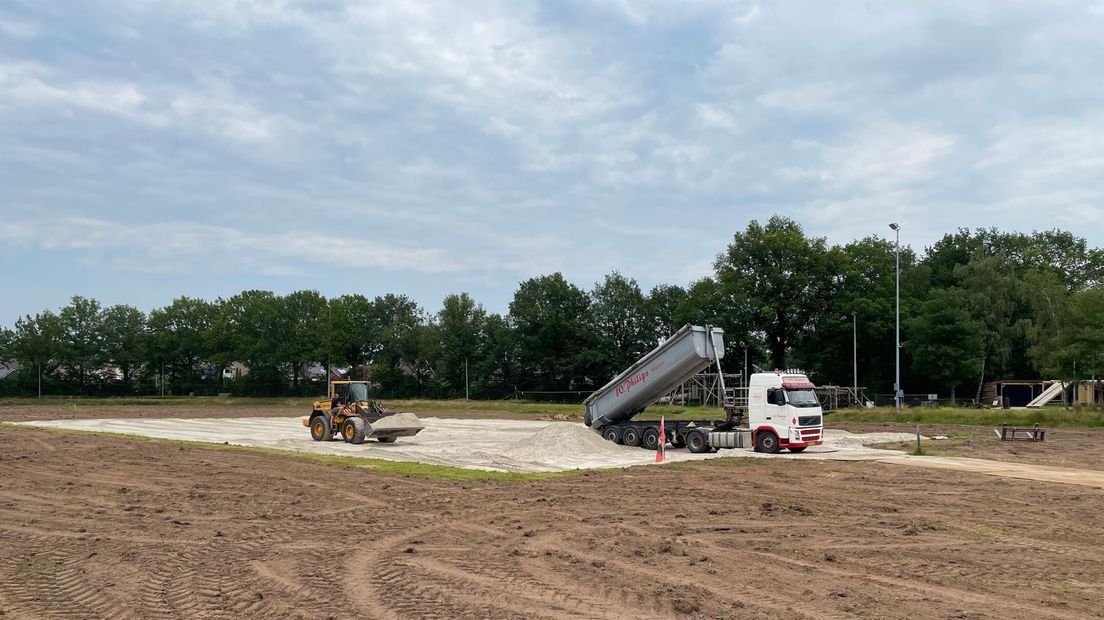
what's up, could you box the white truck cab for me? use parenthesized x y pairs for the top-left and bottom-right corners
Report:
(747, 371), (824, 453)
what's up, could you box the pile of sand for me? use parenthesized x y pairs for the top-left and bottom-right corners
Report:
(498, 423), (629, 462)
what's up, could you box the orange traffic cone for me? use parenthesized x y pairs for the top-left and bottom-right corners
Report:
(655, 416), (666, 463)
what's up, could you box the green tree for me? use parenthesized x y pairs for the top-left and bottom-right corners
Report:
(589, 272), (654, 381)
(372, 294), (425, 396)
(646, 284), (687, 341)
(1032, 286), (1104, 385)
(479, 313), (518, 397)
(148, 297), (219, 388)
(906, 288), (984, 403)
(509, 273), (591, 390)
(0, 326), (12, 359)
(58, 296), (105, 393)
(955, 254), (1032, 398)
(715, 216), (837, 369)
(803, 236), (915, 393)
(277, 290), (326, 390)
(434, 293), (486, 397)
(8, 311), (62, 394)
(321, 294), (379, 373)
(101, 305), (147, 394)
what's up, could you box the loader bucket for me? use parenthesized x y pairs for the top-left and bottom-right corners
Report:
(366, 412), (425, 439)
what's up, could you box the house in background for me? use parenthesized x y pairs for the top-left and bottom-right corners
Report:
(0, 360), (18, 381)
(222, 362), (249, 381)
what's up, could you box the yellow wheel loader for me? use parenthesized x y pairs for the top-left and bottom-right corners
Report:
(304, 381), (424, 444)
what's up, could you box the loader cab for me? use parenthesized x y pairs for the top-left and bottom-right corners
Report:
(747, 371), (824, 453)
(331, 381), (370, 404)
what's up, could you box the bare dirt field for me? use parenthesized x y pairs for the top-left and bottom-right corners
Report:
(835, 421), (1104, 470)
(1, 405), (1103, 618)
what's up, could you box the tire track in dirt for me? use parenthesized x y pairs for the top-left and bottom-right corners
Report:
(448, 521), (665, 617)
(698, 538), (1087, 619)
(399, 521), (630, 619)
(141, 546), (228, 619)
(518, 538), (800, 619)
(0, 542), (134, 620)
(342, 524), (529, 619)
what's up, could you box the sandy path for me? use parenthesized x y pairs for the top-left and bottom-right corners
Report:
(873, 454), (1104, 488)
(16, 416), (1104, 488)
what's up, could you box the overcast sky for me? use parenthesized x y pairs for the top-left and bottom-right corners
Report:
(2, 0), (1102, 324)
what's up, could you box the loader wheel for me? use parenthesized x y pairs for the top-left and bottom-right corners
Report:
(310, 416), (331, 442)
(602, 426), (623, 444)
(621, 427), (643, 447)
(377, 436), (397, 443)
(755, 431), (780, 454)
(641, 427), (661, 451)
(342, 417), (366, 444)
(686, 430), (709, 454)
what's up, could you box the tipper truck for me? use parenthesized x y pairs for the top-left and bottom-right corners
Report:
(583, 324), (823, 454)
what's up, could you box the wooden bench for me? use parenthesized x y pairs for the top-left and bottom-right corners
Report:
(995, 424), (1046, 442)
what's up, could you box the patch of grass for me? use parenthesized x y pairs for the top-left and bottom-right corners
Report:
(3, 423), (581, 482)
(830, 406), (1104, 428)
(868, 436), (972, 457)
(0, 396), (310, 407)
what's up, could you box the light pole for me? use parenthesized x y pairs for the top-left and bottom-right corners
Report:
(889, 222), (901, 411)
(852, 311), (857, 406)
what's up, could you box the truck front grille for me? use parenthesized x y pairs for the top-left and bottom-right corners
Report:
(798, 416), (821, 427)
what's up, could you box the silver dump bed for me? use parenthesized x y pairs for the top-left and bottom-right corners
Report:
(584, 324), (724, 429)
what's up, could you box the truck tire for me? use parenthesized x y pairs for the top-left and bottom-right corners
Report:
(622, 426), (643, 447)
(310, 416), (331, 441)
(641, 428), (660, 451)
(686, 430), (709, 453)
(602, 426), (623, 444)
(342, 417), (366, 444)
(670, 433), (686, 449)
(788, 446), (806, 453)
(755, 431), (780, 454)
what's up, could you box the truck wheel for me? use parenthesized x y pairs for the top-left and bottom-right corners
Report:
(342, 417), (366, 444)
(310, 416), (331, 441)
(686, 430), (709, 453)
(622, 427), (643, 447)
(671, 433), (686, 449)
(641, 428), (660, 451)
(788, 446), (806, 453)
(602, 427), (623, 444)
(377, 436), (397, 443)
(755, 431), (780, 454)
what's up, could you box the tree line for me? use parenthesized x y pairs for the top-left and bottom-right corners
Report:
(2, 216), (1102, 401)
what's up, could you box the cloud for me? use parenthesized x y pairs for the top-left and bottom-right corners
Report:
(0, 62), (292, 144)
(24, 217), (465, 274)
(975, 114), (1104, 224)
(0, 17), (37, 39)
(797, 122), (958, 241)
(0, 62), (153, 121)
(1, 0), (1103, 322)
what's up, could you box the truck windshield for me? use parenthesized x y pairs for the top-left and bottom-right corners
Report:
(785, 388), (820, 408)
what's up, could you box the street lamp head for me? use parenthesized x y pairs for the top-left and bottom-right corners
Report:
(888, 222), (900, 231)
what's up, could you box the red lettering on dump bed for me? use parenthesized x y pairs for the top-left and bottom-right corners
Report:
(615, 370), (649, 397)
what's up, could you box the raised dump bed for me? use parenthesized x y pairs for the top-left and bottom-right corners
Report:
(583, 324), (724, 430)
